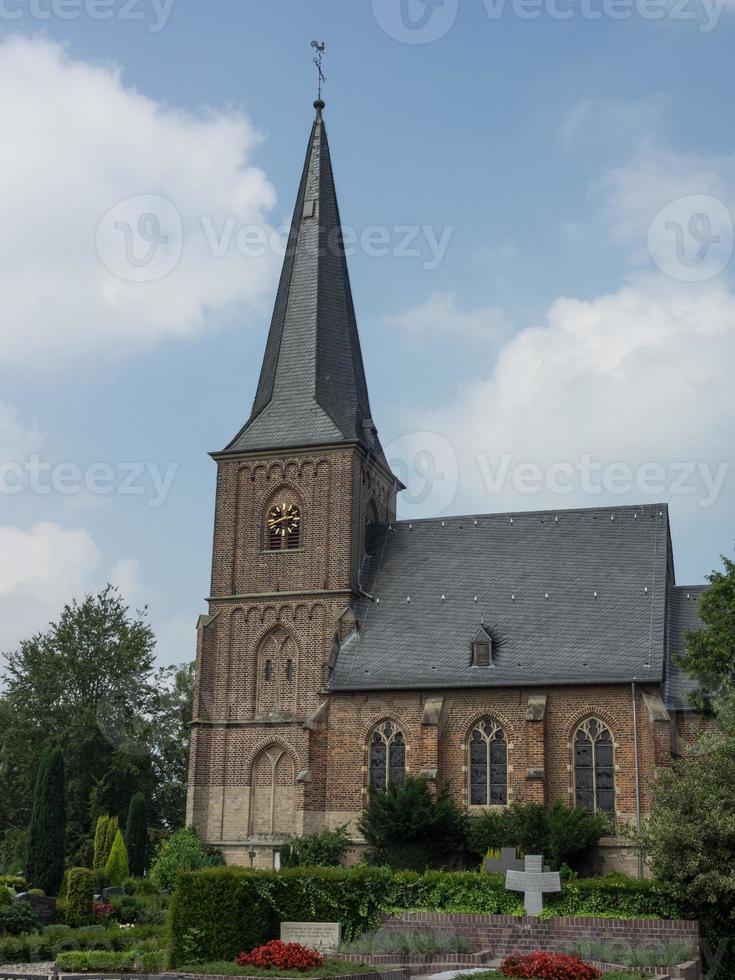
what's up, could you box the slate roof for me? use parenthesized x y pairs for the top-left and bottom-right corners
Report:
(329, 502), (674, 691)
(665, 585), (707, 709)
(223, 102), (385, 459)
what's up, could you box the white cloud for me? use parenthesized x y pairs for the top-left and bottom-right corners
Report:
(0, 523), (101, 654)
(0, 402), (41, 461)
(108, 558), (143, 608)
(0, 36), (279, 368)
(560, 95), (666, 149)
(384, 291), (514, 351)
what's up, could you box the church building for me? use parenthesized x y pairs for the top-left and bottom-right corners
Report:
(186, 99), (708, 873)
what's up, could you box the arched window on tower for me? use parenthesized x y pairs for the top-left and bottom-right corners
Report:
(369, 721), (406, 791)
(574, 718), (615, 815)
(469, 719), (508, 805)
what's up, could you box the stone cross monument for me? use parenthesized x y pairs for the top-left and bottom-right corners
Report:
(505, 855), (562, 916)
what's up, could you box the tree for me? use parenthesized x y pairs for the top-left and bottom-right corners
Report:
(637, 688), (735, 979)
(282, 826), (351, 867)
(125, 793), (149, 877)
(358, 777), (469, 871)
(148, 827), (224, 892)
(0, 587), (194, 864)
(25, 746), (66, 894)
(104, 828), (130, 885)
(93, 815), (118, 872)
(677, 553), (735, 713)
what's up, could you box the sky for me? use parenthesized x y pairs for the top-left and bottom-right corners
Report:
(0, 0), (734, 667)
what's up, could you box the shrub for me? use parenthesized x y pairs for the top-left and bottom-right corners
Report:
(0, 875), (26, 891)
(149, 826), (224, 892)
(66, 868), (96, 927)
(282, 826), (351, 868)
(236, 940), (324, 972)
(0, 885), (12, 907)
(112, 893), (144, 924)
(93, 901), (116, 921)
(25, 746), (66, 895)
(105, 829), (130, 886)
(470, 802), (610, 871)
(93, 815), (119, 873)
(359, 777), (469, 871)
(125, 793), (149, 878)
(56, 949), (136, 973)
(500, 951), (602, 979)
(0, 901), (41, 935)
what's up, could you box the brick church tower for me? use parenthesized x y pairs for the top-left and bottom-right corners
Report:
(186, 99), (401, 866)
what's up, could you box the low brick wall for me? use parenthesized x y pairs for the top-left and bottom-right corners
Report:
(382, 911), (700, 963)
(592, 958), (700, 980)
(162, 971), (409, 980)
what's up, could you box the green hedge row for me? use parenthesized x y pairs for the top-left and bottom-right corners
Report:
(169, 867), (680, 968)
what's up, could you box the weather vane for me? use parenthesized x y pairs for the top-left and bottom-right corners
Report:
(311, 40), (326, 101)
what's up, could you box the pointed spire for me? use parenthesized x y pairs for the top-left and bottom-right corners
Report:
(224, 101), (384, 458)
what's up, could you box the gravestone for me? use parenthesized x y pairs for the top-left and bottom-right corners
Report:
(102, 886), (125, 900)
(14, 892), (57, 925)
(280, 921), (342, 953)
(482, 847), (525, 875)
(505, 854), (561, 916)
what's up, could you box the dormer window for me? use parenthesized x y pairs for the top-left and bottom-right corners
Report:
(472, 626), (494, 667)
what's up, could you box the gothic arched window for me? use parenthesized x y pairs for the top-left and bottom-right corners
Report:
(469, 719), (508, 806)
(574, 718), (615, 815)
(369, 721), (406, 791)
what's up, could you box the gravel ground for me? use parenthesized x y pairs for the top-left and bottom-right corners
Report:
(0, 962), (55, 975)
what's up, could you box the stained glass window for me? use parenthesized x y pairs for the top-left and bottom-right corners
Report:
(574, 718), (615, 815)
(369, 721), (406, 791)
(468, 719), (507, 806)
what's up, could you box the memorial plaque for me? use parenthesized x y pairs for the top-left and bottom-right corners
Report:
(482, 847), (525, 875)
(280, 921), (342, 953)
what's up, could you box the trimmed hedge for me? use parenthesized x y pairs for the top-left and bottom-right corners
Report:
(169, 867), (679, 968)
(66, 868), (96, 927)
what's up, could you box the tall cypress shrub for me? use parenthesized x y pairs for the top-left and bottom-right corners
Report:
(26, 747), (66, 894)
(125, 793), (148, 878)
(93, 815), (119, 871)
(104, 829), (130, 885)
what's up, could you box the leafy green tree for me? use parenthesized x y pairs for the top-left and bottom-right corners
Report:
(677, 553), (735, 713)
(25, 746), (66, 894)
(637, 688), (735, 979)
(125, 793), (149, 877)
(149, 827), (224, 892)
(282, 825), (351, 867)
(0, 587), (193, 864)
(358, 777), (469, 871)
(104, 828), (130, 885)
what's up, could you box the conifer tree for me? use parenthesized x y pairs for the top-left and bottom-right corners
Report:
(104, 828), (129, 885)
(26, 746), (66, 894)
(125, 792), (148, 877)
(93, 814), (119, 871)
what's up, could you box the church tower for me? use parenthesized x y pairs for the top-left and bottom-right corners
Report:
(187, 100), (400, 866)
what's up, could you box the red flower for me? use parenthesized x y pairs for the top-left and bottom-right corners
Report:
(93, 901), (115, 921)
(235, 940), (324, 972)
(500, 951), (602, 980)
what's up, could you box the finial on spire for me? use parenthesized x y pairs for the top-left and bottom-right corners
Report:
(311, 40), (326, 107)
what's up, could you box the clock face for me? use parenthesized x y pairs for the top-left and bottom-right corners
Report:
(267, 503), (301, 538)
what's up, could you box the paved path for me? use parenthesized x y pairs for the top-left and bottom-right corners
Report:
(0, 962), (54, 975)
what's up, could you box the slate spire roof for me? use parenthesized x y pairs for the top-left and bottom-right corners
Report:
(224, 100), (384, 457)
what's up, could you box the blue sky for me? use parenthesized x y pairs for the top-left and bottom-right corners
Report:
(1, 0), (734, 665)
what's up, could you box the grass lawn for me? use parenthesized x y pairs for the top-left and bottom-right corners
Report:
(177, 961), (383, 977)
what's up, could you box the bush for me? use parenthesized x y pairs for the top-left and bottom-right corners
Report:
(282, 826), (351, 868)
(149, 826), (224, 892)
(66, 868), (96, 927)
(25, 746), (66, 895)
(0, 885), (12, 907)
(125, 793), (149, 878)
(105, 829), (130, 886)
(0, 875), (26, 891)
(56, 949), (136, 973)
(470, 802), (610, 871)
(0, 901), (41, 935)
(93, 815), (119, 873)
(500, 951), (602, 979)
(359, 777), (469, 871)
(236, 940), (324, 972)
